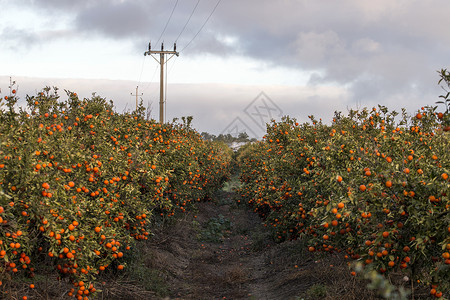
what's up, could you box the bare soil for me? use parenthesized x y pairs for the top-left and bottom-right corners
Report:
(100, 190), (385, 300)
(6, 189), (433, 299)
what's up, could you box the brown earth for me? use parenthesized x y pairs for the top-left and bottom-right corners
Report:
(99, 190), (386, 300)
(18, 189), (431, 300)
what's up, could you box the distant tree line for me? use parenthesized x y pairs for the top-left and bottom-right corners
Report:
(200, 131), (257, 144)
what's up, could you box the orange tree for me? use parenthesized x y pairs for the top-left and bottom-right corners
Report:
(0, 86), (232, 299)
(237, 104), (449, 297)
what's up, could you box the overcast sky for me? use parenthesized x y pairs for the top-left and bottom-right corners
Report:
(1, 0), (449, 138)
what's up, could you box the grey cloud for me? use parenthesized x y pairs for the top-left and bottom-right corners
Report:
(12, 0), (229, 48)
(0, 27), (39, 51)
(4, 0), (450, 109)
(75, 1), (154, 38)
(208, 0), (450, 102)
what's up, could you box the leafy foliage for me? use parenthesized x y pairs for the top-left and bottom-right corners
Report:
(237, 104), (450, 297)
(0, 86), (232, 298)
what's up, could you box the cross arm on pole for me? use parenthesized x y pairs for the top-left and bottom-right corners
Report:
(142, 42), (180, 124)
(144, 50), (179, 56)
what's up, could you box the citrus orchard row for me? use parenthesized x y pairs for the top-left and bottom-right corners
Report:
(237, 104), (449, 297)
(0, 86), (232, 299)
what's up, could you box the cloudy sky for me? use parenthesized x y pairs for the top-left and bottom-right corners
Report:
(1, 0), (449, 138)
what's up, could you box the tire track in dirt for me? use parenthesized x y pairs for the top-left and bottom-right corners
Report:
(105, 190), (382, 300)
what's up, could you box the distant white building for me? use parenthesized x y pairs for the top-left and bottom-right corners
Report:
(229, 141), (248, 152)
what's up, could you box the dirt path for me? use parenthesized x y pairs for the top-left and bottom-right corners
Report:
(102, 189), (385, 300)
(110, 189), (374, 300)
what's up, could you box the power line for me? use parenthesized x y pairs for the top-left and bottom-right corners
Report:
(175, 0), (201, 43)
(144, 43), (179, 123)
(155, 0), (179, 46)
(142, 64), (160, 93)
(167, 55), (178, 76)
(165, 58), (168, 122)
(137, 55), (146, 84)
(137, 1), (178, 94)
(180, 0), (222, 52)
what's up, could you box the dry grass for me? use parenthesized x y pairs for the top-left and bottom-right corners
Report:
(4, 190), (438, 299)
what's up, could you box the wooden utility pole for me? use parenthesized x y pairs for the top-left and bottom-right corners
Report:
(131, 86), (143, 110)
(144, 42), (179, 123)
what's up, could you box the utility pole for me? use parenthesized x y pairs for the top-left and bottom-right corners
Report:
(144, 42), (179, 123)
(130, 86), (143, 111)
